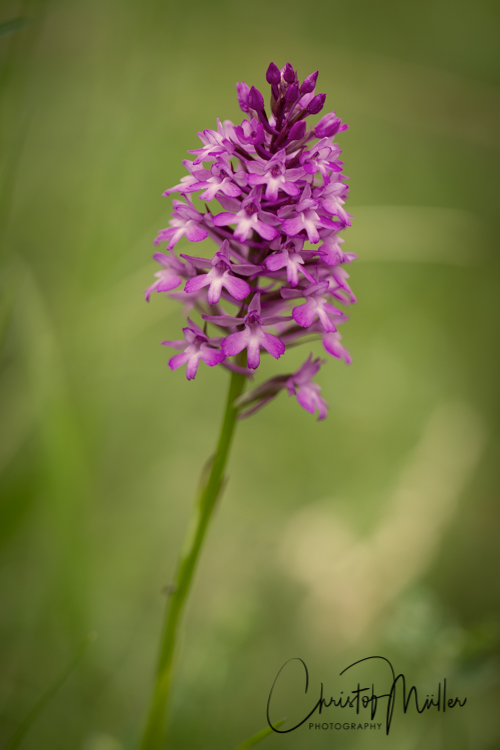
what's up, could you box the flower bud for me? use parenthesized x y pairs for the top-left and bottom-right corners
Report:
(285, 81), (300, 106)
(300, 71), (318, 94)
(282, 62), (296, 83)
(288, 120), (307, 141)
(308, 93), (326, 115)
(266, 62), (281, 84)
(315, 112), (346, 137)
(248, 85), (265, 111)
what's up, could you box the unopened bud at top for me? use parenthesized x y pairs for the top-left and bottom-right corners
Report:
(248, 85), (265, 111)
(300, 71), (318, 94)
(282, 62), (296, 83)
(309, 93), (326, 115)
(285, 81), (300, 106)
(266, 62), (281, 85)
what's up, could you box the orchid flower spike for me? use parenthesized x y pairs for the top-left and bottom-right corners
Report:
(147, 61), (355, 418)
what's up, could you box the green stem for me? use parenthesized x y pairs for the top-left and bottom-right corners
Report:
(233, 718), (286, 750)
(139, 368), (247, 750)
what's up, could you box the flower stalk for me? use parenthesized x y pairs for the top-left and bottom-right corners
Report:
(139, 367), (247, 750)
(140, 61), (357, 748)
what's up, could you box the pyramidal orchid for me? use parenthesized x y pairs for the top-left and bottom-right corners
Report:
(146, 61), (355, 421)
(140, 62), (356, 750)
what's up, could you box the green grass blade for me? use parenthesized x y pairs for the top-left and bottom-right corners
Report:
(0, 19), (28, 38)
(3, 633), (95, 750)
(233, 719), (286, 750)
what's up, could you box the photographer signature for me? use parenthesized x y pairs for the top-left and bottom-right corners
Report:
(267, 655), (467, 734)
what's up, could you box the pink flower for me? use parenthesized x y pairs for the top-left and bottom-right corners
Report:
(188, 119), (235, 165)
(299, 137), (343, 182)
(162, 319), (225, 380)
(203, 294), (288, 370)
(265, 238), (314, 287)
(144, 251), (188, 301)
(247, 150), (304, 201)
(183, 240), (251, 305)
(289, 282), (344, 333)
(280, 185), (337, 244)
(286, 355), (328, 420)
(213, 188), (278, 243)
(221, 295), (285, 369)
(155, 198), (208, 250)
(322, 331), (352, 364)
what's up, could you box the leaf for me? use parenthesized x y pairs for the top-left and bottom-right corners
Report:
(232, 718), (286, 750)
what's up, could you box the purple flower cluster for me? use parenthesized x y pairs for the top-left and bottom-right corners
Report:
(146, 62), (356, 419)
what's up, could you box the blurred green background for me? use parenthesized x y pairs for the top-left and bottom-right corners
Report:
(1, 0), (499, 748)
